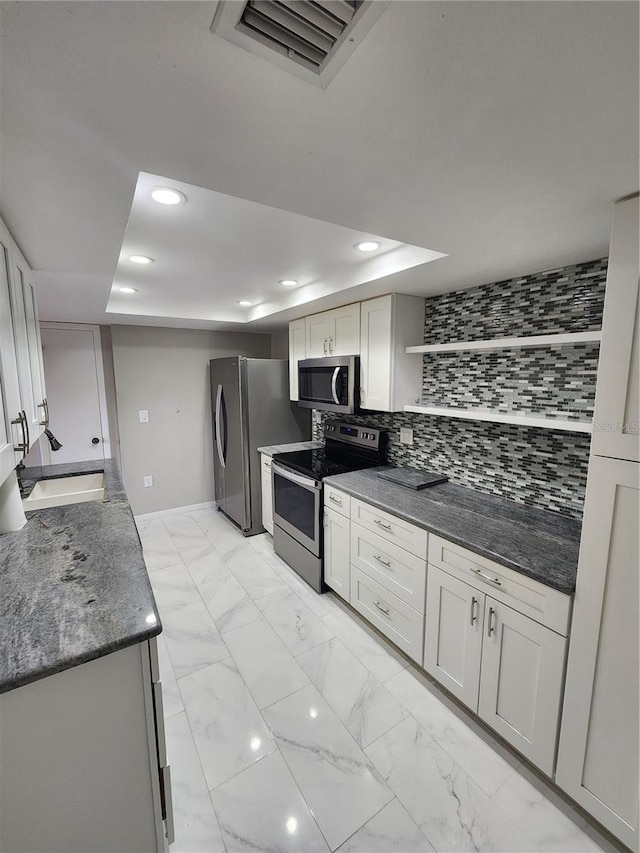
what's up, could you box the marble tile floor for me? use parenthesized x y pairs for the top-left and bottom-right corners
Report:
(137, 507), (619, 853)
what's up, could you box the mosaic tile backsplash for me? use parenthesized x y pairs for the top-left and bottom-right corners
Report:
(314, 257), (607, 519)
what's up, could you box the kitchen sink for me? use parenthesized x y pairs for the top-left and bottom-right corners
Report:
(22, 473), (106, 511)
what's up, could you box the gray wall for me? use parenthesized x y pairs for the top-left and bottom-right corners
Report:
(270, 328), (289, 358)
(111, 325), (271, 515)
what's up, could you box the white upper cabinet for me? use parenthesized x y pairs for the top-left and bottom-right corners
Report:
(288, 318), (306, 401)
(0, 221), (24, 484)
(591, 195), (639, 462)
(359, 294), (424, 412)
(304, 303), (360, 358)
(0, 216), (47, 487)
(8, 240), (46, 448)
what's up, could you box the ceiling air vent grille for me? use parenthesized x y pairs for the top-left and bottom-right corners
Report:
(212, 0), (388, 88)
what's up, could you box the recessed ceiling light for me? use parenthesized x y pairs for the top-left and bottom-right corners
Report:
(355, 241), (380, 252)
(129, 255), (154, 264)
(118, 286), (138, 294)
(237, 300), (253, 306)
(280, 279), (298, 287)
(151, 187), (186, 206)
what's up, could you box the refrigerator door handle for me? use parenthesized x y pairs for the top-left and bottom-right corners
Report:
(215, 384), (226, 469)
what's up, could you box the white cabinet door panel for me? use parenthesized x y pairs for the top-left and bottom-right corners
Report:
(591, 195), (639, 462)
(424, 566), (483, 710)
(305, 313), (331, 358)
(0, 223), (23, 483)
(260, 454), (273, 535)
(478, 598), (566, 776)
(331, 303), (360, 355)
(556, 456), (639, 849)
(288, 318), (306, 401)
(323, 506), (350, 600)
(359, 296), (393, 411)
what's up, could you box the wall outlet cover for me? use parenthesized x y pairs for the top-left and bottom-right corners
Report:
(400, 427), (414, 446)
(139, 410), (149, 423)
(143, 475), (153, 487)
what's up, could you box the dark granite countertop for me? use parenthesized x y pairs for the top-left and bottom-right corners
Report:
(0, 459), (161, 695)
(323, 468), (582, 595)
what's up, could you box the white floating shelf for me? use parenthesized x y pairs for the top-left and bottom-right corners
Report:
(403, 404), (593, 433)
(406, 330), (602, 354)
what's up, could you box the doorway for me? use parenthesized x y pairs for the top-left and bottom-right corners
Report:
(38, 323), (111, 466)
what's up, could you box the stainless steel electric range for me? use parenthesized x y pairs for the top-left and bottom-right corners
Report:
(271, 420), (386, 593)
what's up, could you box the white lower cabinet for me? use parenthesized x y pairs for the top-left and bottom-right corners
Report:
(424, 559), (569, 776)
(0, 638), (172, 852)
(260, 453), (273, 535)
(350, 566), (424, 663)
(424, 566), (483, 709)
(323, 504), (350, 599)
(477, 597), (567, 776)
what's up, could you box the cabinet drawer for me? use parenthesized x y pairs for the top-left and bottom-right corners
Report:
(324, 486), (350, 518)
(428, 535), (572, 636)
(350, 566), (424, 663)
(351, 499), (428, 559)
(351, 522), (427, 613)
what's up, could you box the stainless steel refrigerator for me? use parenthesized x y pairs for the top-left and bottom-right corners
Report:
(210, 357), (310, 535)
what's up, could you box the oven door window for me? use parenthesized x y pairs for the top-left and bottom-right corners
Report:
(273, 473), (316, 541)
(299, 366), (346, 405)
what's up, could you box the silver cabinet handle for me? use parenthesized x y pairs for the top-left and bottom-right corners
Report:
(328, 336), (334, 354)
(470, 596), (478, 626)
(38, 398), (49, 427)
(331, 367), (340, 405)
(11, 412), (27, 456)
(374, 554), (391, 568)
(360, 386), (365, 404)
(487, 606), (496, 637)
(21, 410), (29, 454)
(470, 567), (502, 587)
(323, 338), (328, 355)
(374, 518), (393, 531)
(329, 494), (343, 505)
(373, 600), (390, 616)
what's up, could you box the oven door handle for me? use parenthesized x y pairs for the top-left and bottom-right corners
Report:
(271, 462), (321, 491)
(331, 367), (340, 405)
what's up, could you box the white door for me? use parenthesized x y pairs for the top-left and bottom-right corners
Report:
(478, 597), (567, 776)
(39, 324), (110, 465)
(323, 506), (350, 600)
(423, 566), (484, 710)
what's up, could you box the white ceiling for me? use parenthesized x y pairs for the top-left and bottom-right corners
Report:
(0, 1), (638, 332)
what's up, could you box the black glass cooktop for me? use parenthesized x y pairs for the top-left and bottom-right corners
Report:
(272, 448), (381, 480)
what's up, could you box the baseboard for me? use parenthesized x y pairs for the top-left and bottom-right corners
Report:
(134, 501), (216, 522)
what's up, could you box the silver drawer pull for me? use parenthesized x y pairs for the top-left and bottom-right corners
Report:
(374, 519), (393, 531)
(470, 567), (502, 587)
(374, 554), (392, 568)
(373, 600), (391, 616)
(329, 494), (343, 505)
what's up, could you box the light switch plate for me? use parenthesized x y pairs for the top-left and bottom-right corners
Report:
(139, 410), (149, 423)
(144, 475), (153, 487)
(400, 427), (414, 446)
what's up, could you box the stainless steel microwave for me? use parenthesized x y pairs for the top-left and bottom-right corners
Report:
(297, 356), (359, 414)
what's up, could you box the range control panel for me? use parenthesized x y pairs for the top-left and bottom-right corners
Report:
(323, 420), (385, 451)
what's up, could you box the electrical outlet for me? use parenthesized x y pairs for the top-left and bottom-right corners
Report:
(400, 427), (414, 446)
(143, 475), (153, 488)
(139, 410), (149, 423)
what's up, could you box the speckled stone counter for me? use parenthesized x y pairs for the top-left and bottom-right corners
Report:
(323, 468), (582, 595)
(0, 459), (160, 695)
(257, 440), (323, 457)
